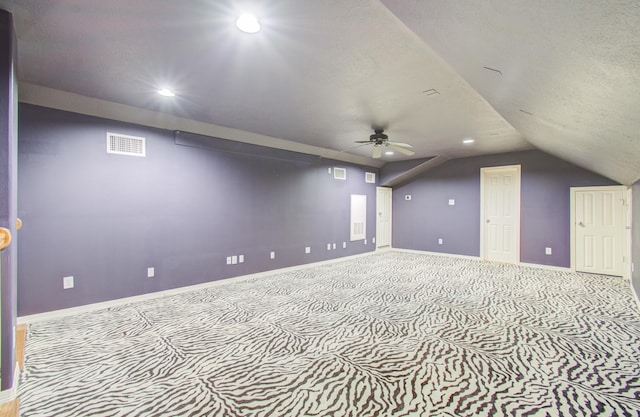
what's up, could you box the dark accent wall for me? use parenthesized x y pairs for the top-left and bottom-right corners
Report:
(18, 104), (378, 315)
(392, 150), (617, 267)
(0, 10), (17, 391)
(633, 180), (640, 298)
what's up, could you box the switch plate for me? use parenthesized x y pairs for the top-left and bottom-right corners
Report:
(332, 243), (336, 250)
(372, 238), (375, 244)
(147, 267), (155, 278)
(305, 246), (311, 254)
(342, 242), (346, 249)
(327, 243), (331, 251)
(63, 275), (74, 289)
(270, 251), (275, 259)
(231, 255), (238, 264)
(448, 199), (455, 206)
(364, 239), (367, 245)
(438, 238), (443, 245)
(239, 255), (244, 263)
(226, 256), (232, 265)
(328, 168), (332, 174)
(545, 247), (552, 255)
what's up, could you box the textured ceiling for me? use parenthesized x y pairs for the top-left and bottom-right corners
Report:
(0, 0), (638, 183)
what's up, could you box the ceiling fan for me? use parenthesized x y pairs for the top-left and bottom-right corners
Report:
(354, 128), (415, 159)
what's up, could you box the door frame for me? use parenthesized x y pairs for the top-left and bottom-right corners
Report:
(479, 165), (521, 263)
(376, 186), (392, 249)
(570, 185), (631, 278)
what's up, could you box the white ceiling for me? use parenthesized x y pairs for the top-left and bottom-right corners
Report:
(1, 0), (639, 183)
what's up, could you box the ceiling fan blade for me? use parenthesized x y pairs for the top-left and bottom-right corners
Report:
(340, 143), (371, 152)
(354, 140), (374, 144)
(372, 145), (383, 158)
(387, 143), (415, 156)
(387, 141), (413, 148)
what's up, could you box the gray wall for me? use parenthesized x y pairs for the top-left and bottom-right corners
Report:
(391, 150), (617, 267)
(0, 10), (17, 391)
(18, 104), (378, 315)
(633, 180), (640, 297)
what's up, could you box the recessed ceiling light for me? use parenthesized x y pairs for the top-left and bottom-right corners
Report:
(157, 88), (175, 97)
(463, 138), (475, 144)
(385, 151), (394, 155)
(236, 14), (261, 33)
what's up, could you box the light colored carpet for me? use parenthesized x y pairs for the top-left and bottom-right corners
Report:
(19, 251), (640, 416)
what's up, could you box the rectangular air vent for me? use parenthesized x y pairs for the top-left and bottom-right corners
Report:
(365, 172), (376, 183)
(107, 132), (146, 157)
(334, 167), (346, 180)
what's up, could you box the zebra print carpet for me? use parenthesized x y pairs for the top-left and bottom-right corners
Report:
(18, 252), (640, 416)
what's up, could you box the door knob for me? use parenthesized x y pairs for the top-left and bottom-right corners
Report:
(578, 221), (585, 227)
(486, 219), (490, 223)
(0, 227), (11, 251)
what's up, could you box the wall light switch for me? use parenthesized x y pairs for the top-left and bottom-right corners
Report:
(147, 267), (155, 278)
(305, 246), (311, 254)
(372, 238), (375, 244)
(63, 275), (74, 289)
(239, 255), (244, 263)
(343, 242), (347, 249)
(328, 168), (332, 174)
(226, 256), (232, 265)
(327, 243), (332, 251)
(270, 251), (275, 259)
(448, 199), (455, 206)
(332, 243), (336, 250)
(231, 255), (238, 264)
(545, 247), (552, 255)
(438, 238), (443, 245)
(364, 239), (368, 245)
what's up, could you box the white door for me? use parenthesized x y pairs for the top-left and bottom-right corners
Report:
(572, 186), (625, 276)
(376, 187), (392, 248)
(481, 165), (521, 263)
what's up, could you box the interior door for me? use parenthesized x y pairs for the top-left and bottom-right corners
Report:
(573, 187), (625, 276)
(481, 165), (521, 263)
(376, 187), (392, 248)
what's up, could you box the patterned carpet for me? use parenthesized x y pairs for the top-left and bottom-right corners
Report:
(18, 252), (640, 416)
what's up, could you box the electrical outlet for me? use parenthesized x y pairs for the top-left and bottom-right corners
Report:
(63, 275), (74, 289)
(448, 199), (455, 206)
(327, 243), (331, 251)
(239, 255), (244, 263)
(438, 238), (443, 245)
(343, 242), (346, 249)
(332, 243), (336, 250)
(372, 238), (375, 244)
(305, 246), (311, 254)
(364, 239), (367, 245)
(545, 247), (552, 255)
(270, 251), (275, 259)
(147, 267), (155, 278)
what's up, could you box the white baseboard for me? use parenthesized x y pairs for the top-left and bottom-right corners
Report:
(0, 363), (19, 404)
(518, 262), (572, 272)
(393, 248), (575, 273)
(393, 248), (482, 261)
(18, 251), (376, 324)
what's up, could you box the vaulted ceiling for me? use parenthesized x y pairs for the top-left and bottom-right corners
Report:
(1, 0), (639, 184)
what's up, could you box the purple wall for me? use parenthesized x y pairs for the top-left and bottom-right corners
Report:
(0, 10), (17, 391)
(18, 104), (378, 315)
(391, 150), (618, 267)
(633, 180), (640, 297)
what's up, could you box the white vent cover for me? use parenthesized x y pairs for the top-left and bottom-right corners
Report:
(365, 172), (376, 183)
(334, 167), (347, 180)
(350, 194), (367, 241)
(107, 132), (146, 157)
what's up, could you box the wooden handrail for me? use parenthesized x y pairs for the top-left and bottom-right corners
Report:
(0, 227), (11, 250)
